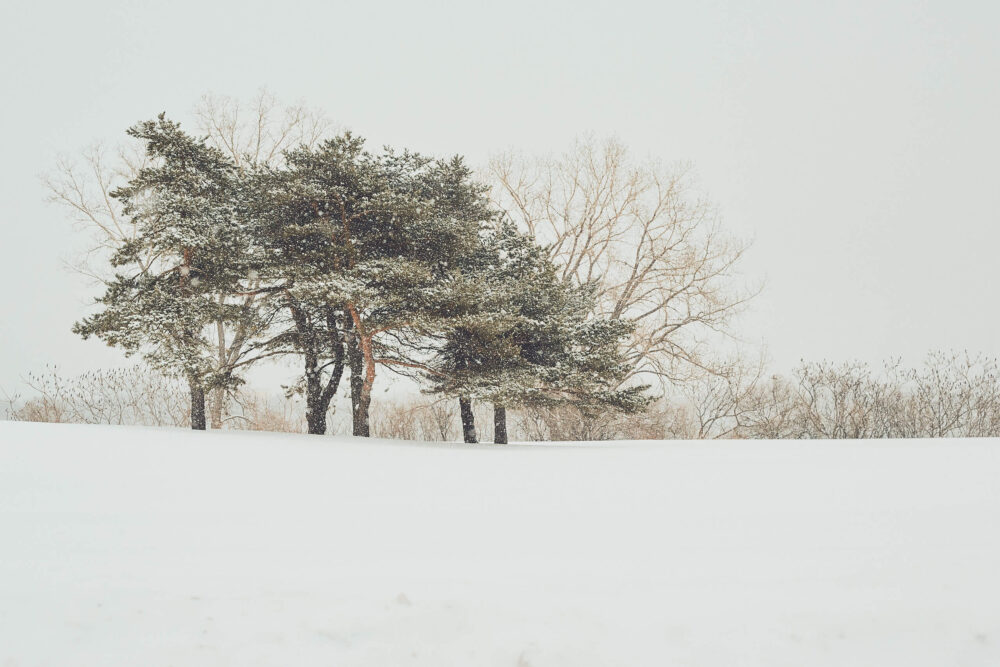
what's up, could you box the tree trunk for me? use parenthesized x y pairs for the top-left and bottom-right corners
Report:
(345, 306), (375, 438)
(209, 387), (224, 429)
(303, 364), (326, 435)
(355, 393), (371, 436)
(190, 382), (206, 430)
(303, 360), (344, 436)
(211, 301), (227, 429)
(493, 404), (508, 444)
(181, 247), (206, 431)
(347, 330), (369, 437)
(309, 309), (346, 436)
(347, 331), (367, 437)
(291, 303), (345, 436)
(460, 396), (477, 443)
(305, 390), (327, 435)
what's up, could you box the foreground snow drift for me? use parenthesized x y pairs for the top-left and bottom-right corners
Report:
(1, 422), (999, 666)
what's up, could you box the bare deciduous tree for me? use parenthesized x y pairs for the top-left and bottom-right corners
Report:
(42, 143), (157, 279)
(489, 137), (757, 386)
(193, 90), (330, 170)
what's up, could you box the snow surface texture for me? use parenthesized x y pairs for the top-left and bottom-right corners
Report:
(2, 421), (999, 666)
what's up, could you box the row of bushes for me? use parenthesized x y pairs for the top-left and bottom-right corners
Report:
(7, 351), (1000, 440)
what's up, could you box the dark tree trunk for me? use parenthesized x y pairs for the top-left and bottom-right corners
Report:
(315, 307), (346, 434)
(460, 396), (477, 443)
(305, 353), (345, 436)
(180, 247), (206, 431)
(291, 304), (346, 436)
(302, 361), (323, 435)
(346, 327), (369, 437)
(493, 404), (508, 444)
(304, 387), (327, 435)
(190, 382), (206, 430)
(293, 304), (324, 435)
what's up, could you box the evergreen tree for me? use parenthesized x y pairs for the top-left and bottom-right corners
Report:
(251, 134), (492, 435)
(427, 222), (649, 443)
(238, 155), (356, 436)
(73, 116), (644, 440)
(74, 115), (264, 429)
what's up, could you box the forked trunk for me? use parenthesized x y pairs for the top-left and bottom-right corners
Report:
(346, 305), (375, 438)
(291, 303), (345, 436)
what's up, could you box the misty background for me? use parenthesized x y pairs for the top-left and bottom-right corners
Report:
(1, 0), (998, 392)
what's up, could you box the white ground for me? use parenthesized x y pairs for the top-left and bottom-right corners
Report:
(1, 421), (999, 666)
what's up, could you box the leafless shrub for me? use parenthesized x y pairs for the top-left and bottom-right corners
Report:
(227, 390), (305, 434)
(513, 405), (552, 442)
(738, 375), (801, 439)
(1, 387), (20, 421)
(509, 403), (679, 441)
(12, 352), (996, 441)
(906, 351), (1000, 438)
(679, 352), (1000, 440)
(511, 351), (1000, 442)
(369, 397), (465, 442)
(11, 365), (189, 427)
(416, 399), (459, 441)
(529, 406), (620, 441)
(370, 400), (421, 441)
(669, 355), (773, 439)
(788, 361), (895, 438)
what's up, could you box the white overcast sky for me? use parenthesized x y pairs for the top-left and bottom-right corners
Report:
(1, 0), (998, 391)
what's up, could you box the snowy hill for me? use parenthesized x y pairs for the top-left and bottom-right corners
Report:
(2, 421), (999, 666)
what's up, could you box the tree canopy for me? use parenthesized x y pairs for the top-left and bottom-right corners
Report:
(73, 114), (650, 438)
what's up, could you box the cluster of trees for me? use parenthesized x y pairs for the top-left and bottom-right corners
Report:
(29, 93), (1000, 443)
(65, 112), (650, 441)
(40, 93), (754, 441)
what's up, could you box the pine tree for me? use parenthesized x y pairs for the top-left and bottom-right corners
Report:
(74, 115), (264, 429)
(250, 134), (493, 435)
(426, 221), (650, 443)
(73, 117), (644, 439)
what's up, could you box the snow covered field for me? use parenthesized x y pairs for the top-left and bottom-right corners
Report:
(1, 421), (999, 666)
